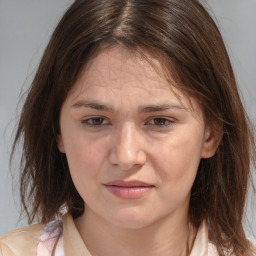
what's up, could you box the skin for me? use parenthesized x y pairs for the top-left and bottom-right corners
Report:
(58, 47), (220, 256)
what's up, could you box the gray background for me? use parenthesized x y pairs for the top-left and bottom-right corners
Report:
(0, 0), (255, 244)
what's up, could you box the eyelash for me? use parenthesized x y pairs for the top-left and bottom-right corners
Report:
(81, 116), (173, 128)
(81, 117), (110, 127)
(145, 117), (173, 128)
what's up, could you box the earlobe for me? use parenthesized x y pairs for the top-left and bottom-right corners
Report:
(57, 134), (65, 153)
(201, 125), (222, 159)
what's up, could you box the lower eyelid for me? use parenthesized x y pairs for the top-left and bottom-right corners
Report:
(81, 117), (112, 127)
(146, 118), (173, 126)
(81, 116), (174, 127)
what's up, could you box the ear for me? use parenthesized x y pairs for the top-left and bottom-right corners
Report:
(57, 134), (66, 153)
(201, 124), (222, 159)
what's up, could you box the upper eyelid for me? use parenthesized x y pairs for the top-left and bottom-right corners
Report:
(145, 117), (175, 128)
(80, 116), (175, 124)
(81, 115), (108, 121)
(145, 116), (174, 122)
(81, 116), (110, 125)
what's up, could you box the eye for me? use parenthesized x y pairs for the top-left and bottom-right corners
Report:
(146, 117), (173, 127)
(82, 117), (110, 127)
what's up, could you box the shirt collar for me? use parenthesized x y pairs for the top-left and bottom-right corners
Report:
(63, 213), (209, 256)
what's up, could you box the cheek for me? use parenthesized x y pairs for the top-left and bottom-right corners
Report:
(63, 126), (107, 167)
(65, 143), (101, 203)
(64, 138), (101, 182)
(64, 134), (112, 195)
(151, 138), (201, 211)
(153, 131), (203, 188)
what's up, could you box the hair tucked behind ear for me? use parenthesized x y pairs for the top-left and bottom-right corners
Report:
(12, 0), (255, 255)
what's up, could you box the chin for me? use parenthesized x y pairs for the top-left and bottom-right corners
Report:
(109, 208), (156, 230)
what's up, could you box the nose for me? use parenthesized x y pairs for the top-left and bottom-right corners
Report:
(108, 123), (146, 170)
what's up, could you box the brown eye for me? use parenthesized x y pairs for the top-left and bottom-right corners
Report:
(146, 117), (173, 127)
(154, 118), (168, 126)
(91, 117), (104, 125)
(82, 117), (109, 127)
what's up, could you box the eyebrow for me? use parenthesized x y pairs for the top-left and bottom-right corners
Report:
(72, 101), (114, 112)
(72, 100), (187, 113)
(138, 104), (187, 113)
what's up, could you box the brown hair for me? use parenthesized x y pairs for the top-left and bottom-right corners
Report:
(12, 0), (255, 255)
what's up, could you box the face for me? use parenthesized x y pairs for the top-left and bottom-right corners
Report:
(58, 47), (219, 229)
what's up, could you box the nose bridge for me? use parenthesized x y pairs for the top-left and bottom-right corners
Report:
(109, 122), (145, 168)
(120, 122), (137, 156)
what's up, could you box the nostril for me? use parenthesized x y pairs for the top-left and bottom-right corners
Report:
(108, 147), (146, 170)
(108, 125), (146, 168)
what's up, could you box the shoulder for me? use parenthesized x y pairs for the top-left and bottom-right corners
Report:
(250, 243), (256, 256)
(208, 242), (219, 256)
(208, 240), (256, 256)
(0, 224), (44, 256)
(0, 220), (63, 256)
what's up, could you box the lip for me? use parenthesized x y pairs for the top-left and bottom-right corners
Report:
(104, 180), (155, 199)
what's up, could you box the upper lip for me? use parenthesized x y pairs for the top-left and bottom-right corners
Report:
(104, 180), (154, 187)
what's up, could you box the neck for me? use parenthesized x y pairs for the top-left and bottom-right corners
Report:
(74, 209), (197, 256)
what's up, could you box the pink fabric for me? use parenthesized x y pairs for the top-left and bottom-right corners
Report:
(37, 221), (64, 256)
(36, 216), (219, 256)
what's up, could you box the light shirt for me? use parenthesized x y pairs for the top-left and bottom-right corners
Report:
(0, 213), (219, 256)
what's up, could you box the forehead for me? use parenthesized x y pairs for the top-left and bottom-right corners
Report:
(75, 47), (168, 91)
(66, 46), (200, 114)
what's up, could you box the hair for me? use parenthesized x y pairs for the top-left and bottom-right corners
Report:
(12, 0), (255, 255)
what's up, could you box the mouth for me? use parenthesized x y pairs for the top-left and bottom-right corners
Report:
(104, 180), (155, 199)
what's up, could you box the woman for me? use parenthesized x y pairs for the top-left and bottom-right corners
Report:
(0, 0), (255, 255)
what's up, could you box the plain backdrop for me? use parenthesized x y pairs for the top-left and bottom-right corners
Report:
(0, 0), (255, 244)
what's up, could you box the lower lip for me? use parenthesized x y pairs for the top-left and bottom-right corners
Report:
(104, 185), (154, 199)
